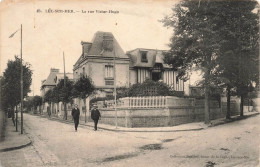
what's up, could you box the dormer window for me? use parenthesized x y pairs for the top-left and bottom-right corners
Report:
(103, 35), (113, 51)
(141, 51), (148, 63)
(81, 41), (92, 57)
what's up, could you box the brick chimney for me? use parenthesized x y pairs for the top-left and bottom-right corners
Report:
(50, 68), (59, 73)
(81, 41), (92, 57)
(102, 34), (113, 51)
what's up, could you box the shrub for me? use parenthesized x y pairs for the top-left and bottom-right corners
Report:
(170, 91), (184, 97)
(89, 96), (114, 106)
(127, 79), (172, 96)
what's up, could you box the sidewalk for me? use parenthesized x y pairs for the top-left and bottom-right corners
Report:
(0, 117), (31, 152)
(37, 110), (259, 132)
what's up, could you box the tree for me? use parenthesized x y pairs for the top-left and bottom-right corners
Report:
(44, 89), (53, 105)
(51, 86), (60, 111)
(33, 96), (42, 112)
(44, 89), (53, 115)
(161, 0), (259, 122)
(23, 98), (34, 112)
(56, 77), (74, 120)
(1, 56), (32, 110)
(0, 77), (5, 111)
(215, 51), (237, 119)
(161, 1), (223, 123)
(214, 1), (259, 118)
(73, 75), (95, 123)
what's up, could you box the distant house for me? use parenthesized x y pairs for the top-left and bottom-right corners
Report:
(73, 31), (130, 97)
(41, 68), (73, 115)
(41, 68), (73, 97)
(127, 48), (189, 94)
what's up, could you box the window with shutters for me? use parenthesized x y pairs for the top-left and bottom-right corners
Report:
(105, 65), (114, 85)
(105, 65), (114, 78)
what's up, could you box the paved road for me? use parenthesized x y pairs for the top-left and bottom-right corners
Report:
(0, 113), (259, 167)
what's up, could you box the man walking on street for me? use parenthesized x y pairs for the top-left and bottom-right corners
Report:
(72, 104), (80, 132)
(11, 109), (15, 126)
(91, 104), (101, 131)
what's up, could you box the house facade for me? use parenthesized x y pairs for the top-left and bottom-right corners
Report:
(41, 68), (73, 96)
(127, 48), (189, 95)
(73, 31), (130, 97)
(73, 32), (189, 98)
(41, 68), (73, 114)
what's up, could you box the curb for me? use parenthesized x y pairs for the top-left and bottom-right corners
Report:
(34, 114), (205, 133)
(30, 112), (259, 132)
(0, 141), (32, 153)
(0, 115), (33, 153)
(208, 112), (259, 127)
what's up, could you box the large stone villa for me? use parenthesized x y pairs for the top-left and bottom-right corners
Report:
(73, 31), (189, 98)
(41, 31), (190, 123)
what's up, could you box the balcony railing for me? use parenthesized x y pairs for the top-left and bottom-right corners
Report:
(120, 96), (167, 108)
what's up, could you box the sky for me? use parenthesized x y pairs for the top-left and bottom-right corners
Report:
(1, 0), (201, 96)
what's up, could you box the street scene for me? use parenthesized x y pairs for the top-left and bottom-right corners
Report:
(1, 0), (260, 166)
(0, 112), (259, 167)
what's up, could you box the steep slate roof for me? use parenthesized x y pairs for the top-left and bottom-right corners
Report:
(42, 70), (73, 87)
(56, 73), (73, 81)
(127, 48), (171, 68)
(88, 31), (127, 58)
(42, 71), (59, 86)
(74, 31), (129, 68)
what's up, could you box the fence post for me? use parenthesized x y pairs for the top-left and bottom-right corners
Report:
(158, 96), (161, 108)
(165, 96), (168, 108)
(127, 97), (130, 109)
(129, 97), (132, 108)
(156, 96), (159, 108)
(141, 97), (143, 108)
(193, 98), (196, 120)
(152, 96), (154, 107)
(137, 97), (139, 108)
(134, 97), (137, 108)
(150, 96), (151, 108)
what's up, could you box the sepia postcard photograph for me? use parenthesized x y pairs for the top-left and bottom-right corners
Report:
(0, 0), (259, 166)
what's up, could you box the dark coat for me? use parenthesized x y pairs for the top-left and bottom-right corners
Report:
(72, 107), (80, 119)
(91, 108), (101, 120)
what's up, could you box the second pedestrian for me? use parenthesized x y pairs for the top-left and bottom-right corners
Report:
(91, 104), (101, 131)
(72, 104), (80, 132)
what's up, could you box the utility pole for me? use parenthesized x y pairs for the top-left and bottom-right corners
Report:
(8, 25), (23, 133)
(15, 105), (18, 132)
(113, 39), (117, 128)
(20, 24), (24, 134)
(258, 7), (260, 97)
(63, 52), (67, 120)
